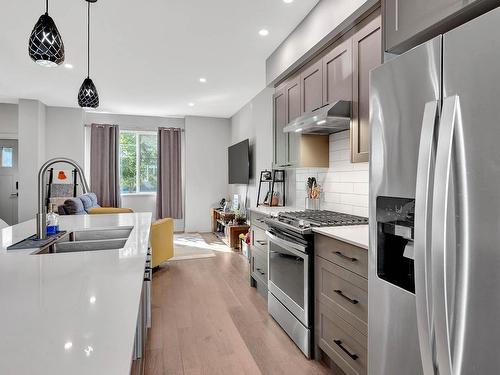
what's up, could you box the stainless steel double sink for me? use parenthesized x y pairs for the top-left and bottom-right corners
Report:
(33, 227), (133, 255)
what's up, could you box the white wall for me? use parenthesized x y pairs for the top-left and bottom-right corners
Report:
(46, 106), (85, 167)
(185, 116), (230, 232)
(229, 87), (274, 209)
(289, 131), (369, 216)
(85, 112), (186, 231)
(266, 0), (374, 85)
(18, 99), (46, 222)
(0, 103), (18, 139)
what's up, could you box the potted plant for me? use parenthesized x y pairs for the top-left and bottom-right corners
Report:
(233, 209), (247, 225)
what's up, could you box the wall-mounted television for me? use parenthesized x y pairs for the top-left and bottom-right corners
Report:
(228, 139), (250, 184)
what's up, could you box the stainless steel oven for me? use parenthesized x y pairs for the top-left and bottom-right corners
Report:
(266, 228), (312, 358)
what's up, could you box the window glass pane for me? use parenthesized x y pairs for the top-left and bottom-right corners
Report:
(1, 147), (13, 168)
(139, 134), (157, 192)
(120, 133), (137, 193)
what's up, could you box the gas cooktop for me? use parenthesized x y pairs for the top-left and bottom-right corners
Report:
(266, 210), (368, 235)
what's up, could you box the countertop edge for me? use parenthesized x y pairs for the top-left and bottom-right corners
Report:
(312, 225), (369, 250)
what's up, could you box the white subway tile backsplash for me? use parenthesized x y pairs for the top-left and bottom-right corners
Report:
(340, 193), (369, 207)
(330, 149), (350, 162)
(352, 206), (369, 217)
(288, 130), (369, 217)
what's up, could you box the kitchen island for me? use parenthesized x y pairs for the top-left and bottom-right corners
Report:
(0, 212), (152, 375)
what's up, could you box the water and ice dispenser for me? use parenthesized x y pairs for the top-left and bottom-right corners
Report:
(376, 196), (416, 293)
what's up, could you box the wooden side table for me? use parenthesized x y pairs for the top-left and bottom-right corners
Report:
(210, 208), (249, 250)
(224, 224), (250, 250)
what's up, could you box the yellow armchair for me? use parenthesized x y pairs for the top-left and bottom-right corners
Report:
(88, 207), (134, 214)
(150, 218), (174, 268)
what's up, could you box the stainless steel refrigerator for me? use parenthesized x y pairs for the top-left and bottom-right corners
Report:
(369, 6), (500, 375)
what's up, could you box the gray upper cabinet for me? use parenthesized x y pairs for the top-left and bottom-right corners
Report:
(300, 59), (323, 114)
(351, 15), (382, 163)
(273, 87), (288, 167)
(286, 76), (301, 166)
(323, 38), (353, 105)
(384, 0), (498, 53)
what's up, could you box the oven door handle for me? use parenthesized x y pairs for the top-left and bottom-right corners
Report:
(265, 230), (307, 255)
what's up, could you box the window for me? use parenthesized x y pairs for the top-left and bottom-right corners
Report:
(1, 147), (13, 168)
(119, 131), (157, 194)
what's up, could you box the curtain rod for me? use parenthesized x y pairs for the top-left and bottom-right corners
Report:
(84, 124), (185, 131)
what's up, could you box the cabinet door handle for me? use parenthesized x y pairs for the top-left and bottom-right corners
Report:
(256, 268), (266, 276)
(334, 289), (359, 305)
(256, 240), (267, 246)
(333, 339), (358, 360)
(333, 251), (357, 262)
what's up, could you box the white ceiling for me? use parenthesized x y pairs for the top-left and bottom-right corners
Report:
(0, 0), (318, 118)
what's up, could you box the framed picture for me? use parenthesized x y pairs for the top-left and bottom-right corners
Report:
(232, 194), (239, 210)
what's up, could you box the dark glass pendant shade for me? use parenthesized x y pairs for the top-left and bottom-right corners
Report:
(79, 0), (99, 109)
(78, 77), (99, 108)
(28, 13), (65, 67)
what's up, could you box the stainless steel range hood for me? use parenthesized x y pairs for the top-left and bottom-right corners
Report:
(283, 101), (351, 134)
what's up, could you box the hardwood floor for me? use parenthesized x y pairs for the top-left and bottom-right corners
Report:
(144, 235), (333, 375)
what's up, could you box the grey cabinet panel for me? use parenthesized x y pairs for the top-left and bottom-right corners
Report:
(300, 59), (323, 114)
(286, 76), (301, 165)
(384, 0), (497, 53)
(352, 16), (381, 163)
(273, 88), (288, 167)
(323, 39), (353, 105)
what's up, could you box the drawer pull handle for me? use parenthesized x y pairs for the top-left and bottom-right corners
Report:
(334, 289), (359, 305)
(256, 240), (267, 246)
(334, 339), (359, 360)
(256, 268), (266, 276)
(333, 251), (357, 262)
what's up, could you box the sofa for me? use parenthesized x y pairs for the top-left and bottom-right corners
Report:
(58, 193), (133, 215)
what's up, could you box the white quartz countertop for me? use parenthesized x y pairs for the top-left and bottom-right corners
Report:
(248, 206), (300, 217)
(0, 213), (152, 375)
(313, 225), (369, 250)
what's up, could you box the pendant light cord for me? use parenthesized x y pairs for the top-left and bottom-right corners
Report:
(46, 0), (49, 14)
(87, 1), (90, 78)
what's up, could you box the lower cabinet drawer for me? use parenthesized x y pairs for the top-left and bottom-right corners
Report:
(317, 302), (367, 375)
(252, 226), (268, 251)
(251, 251), (268, 286)
(316, 256), (368, 335)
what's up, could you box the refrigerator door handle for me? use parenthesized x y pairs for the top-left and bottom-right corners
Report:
(431, 95), (467, 375)
(414, 100), (439, 374)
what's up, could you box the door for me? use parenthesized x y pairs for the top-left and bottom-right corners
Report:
(273, 87), (289, 167)
(369, 36), (442, 375)
(433, 8), (500, 374)
(286, 75), (301, 166)
(352, 16), (382, 163)
(0, 139), (18, 225)
(300, 59), (323, 114)
(323, 38), (352, 105)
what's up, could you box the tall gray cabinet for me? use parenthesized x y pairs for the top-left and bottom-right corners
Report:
(384, 0), (499, 53)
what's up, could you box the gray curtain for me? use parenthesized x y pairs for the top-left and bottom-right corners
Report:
(90, 124), (121, 207)
(156, 127), (183, 219)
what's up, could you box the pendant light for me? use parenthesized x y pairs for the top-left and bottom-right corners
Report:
(28, 0), (65, 67)
(78, 0), (99, 109)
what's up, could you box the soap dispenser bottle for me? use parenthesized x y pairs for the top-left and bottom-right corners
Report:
(46, 204), (59, 235)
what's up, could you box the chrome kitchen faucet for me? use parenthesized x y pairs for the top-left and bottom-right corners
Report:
(36, 158), (90, 239)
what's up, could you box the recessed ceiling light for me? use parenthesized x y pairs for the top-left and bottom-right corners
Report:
(199, 78), (207, 83)
(89, 296), (96, 304)
(259, 29), (269, 37)
(283, 0), (294, 3)
(188, 102), (195, 107)
(64, 63), (73, 69)
(64, 342), (73, 350)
